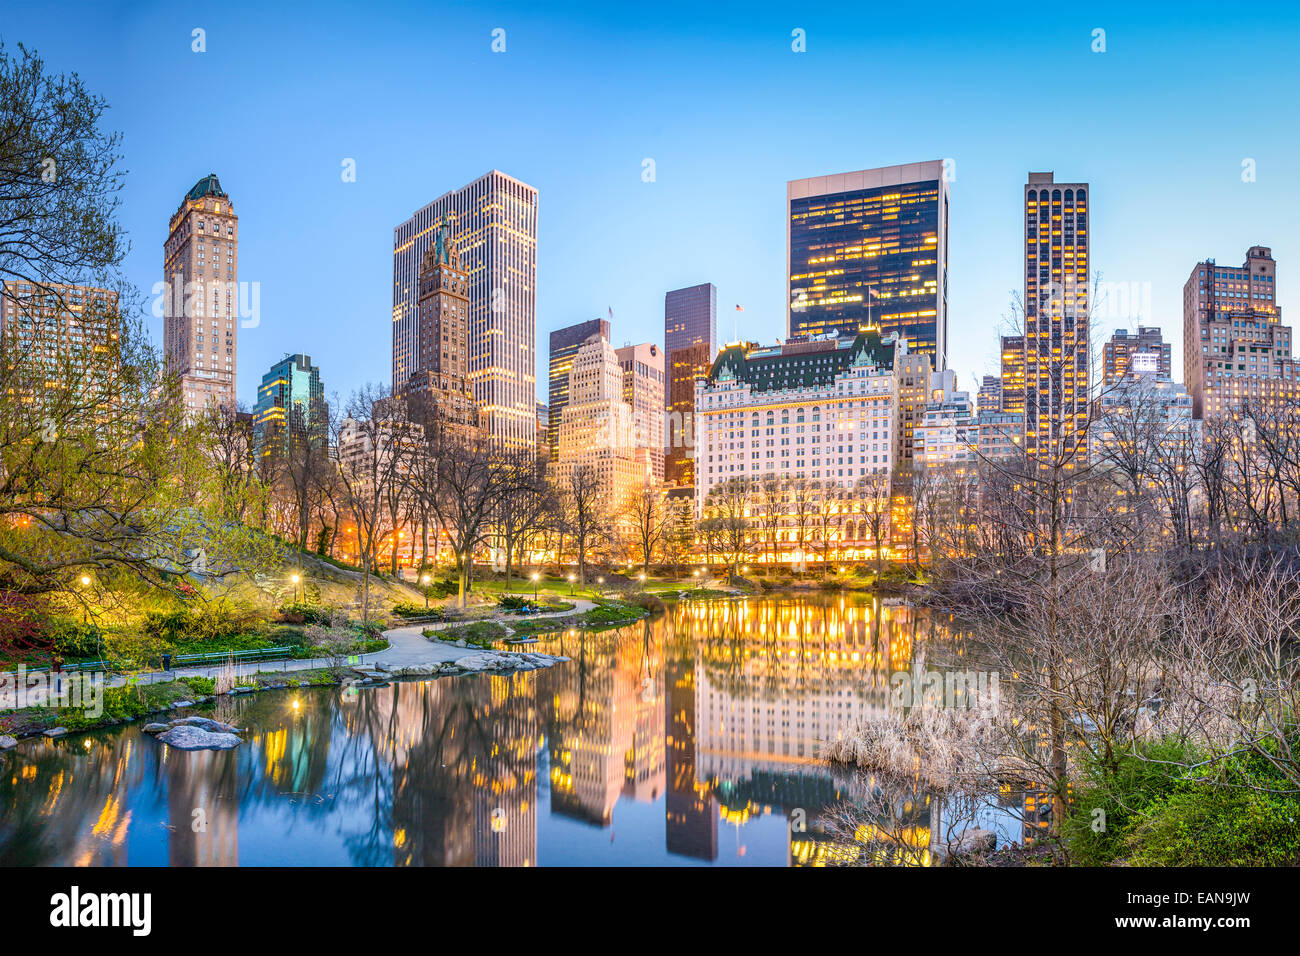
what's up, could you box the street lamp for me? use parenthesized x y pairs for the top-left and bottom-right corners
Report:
(567, 573), (575, 595)
(290, 572), (301, 603)
(531, 572), (540, 602)
(79, 575), (91, 624)
(421, 573), (431, 609)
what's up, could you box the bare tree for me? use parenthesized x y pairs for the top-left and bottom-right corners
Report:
(333, 385), (414, 623)
(624, 479), (668, 575)
(561, 464), (607, 587)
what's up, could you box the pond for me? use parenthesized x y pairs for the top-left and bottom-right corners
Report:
(0, 594), (1024, 866)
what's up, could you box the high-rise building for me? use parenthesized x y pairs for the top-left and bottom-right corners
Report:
(162, 174), (239, 414)
(999, 334), (1026, 414)
(556, 333), (643, 517)
(1022, 173), (1090, 464)
(1, 281), (120, 404)
(400, 217), (481, 440)
(976, 375), (1002, 418)
(548, 318), (609, 460)
(894, 351), (933, 466)
(1182, 246), (1296, 418)
(253, 353), (327, 462)
(393, 170), (538, 449)
(535, 402), (548, 460)
(1103, 326), (1171, 387)
(665, 284), (717, 489)
(913, 370), (977, 473)
(666, 340), (713, 488)
(665, 283), (717, 355)
(787, 162), (950, 368)
(615, 342), (666, 483)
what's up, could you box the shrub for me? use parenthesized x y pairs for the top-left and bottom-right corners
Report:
(145, 599), (261, 643)
(1126, 786), (1300, 866)
(391, 601), (435, 618)
(275, 602), (332, 626)
(498, 595), (529, 611)
(1063, 739), (1201, 866)
(180, 675), (216, 696)
(627, 592), (665, 615)
(50, 620), (102, 659)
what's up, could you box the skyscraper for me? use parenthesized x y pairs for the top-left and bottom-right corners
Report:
(548, 318), (609, 460)
(787, 162), (949, 368)
(162, 174), (239, 414)
(665, 283), (716, 355)
(665, 283), (717, 488)
(1182, 246), (1294, 418)
(1102, 326), (1172, 387)
(999, 334), (1026, 414)
(400, 217), (481, 440)
(1022, 173), (1089, 465)
(253, 353), (327, 462)
(557, 333), (642, 516)
(615, 342), (666, 483)
(0, 281), (120, 405)
(393, 170), (538, 449)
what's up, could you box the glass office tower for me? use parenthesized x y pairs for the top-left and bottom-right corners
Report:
(787, 162), (949, 369)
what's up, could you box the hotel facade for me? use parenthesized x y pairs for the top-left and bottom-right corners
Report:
(693, 329), (906, 522)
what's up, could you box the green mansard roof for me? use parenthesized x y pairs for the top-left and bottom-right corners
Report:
(186, 174), (227, 202)
(706, 328), (897, 391)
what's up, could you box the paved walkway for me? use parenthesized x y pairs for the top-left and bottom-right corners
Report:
(2, 598), (596, 708)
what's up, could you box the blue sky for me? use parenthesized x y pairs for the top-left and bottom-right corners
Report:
(5, 0), (1299, 404)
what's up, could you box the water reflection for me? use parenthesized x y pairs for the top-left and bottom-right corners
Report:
(0, 595), (999, 867)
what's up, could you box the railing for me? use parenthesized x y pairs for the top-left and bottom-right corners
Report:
(16, 645), (298, 677)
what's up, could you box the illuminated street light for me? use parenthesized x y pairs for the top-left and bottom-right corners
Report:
(421, 574), (432, 609)
(567, 573), (576, 595)
(531, 571), (540, 601)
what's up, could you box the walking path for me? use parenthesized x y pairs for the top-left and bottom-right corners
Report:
(2, 598), (597, 708)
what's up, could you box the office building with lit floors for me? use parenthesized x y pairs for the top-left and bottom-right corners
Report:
(399, 217), (483, 441)
(787, 162), (949, 369)
(1102, 326), (1172, 387)
(615, 342), (666, 483)
(393, 170), (538, 450)
(556, 333), (644, 519)
(1022, 173), (1090, 466)
(547, 317), (609, 460)
(665, 283), (717, 488)
(162, 174), (239, 415)
(252, 353), (328, 463)
(1182, 246), (1298, 418)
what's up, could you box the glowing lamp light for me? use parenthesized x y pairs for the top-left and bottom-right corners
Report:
(79, 575), (91, 587)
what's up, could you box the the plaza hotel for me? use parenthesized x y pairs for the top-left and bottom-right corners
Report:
(692, 328), (905, 518)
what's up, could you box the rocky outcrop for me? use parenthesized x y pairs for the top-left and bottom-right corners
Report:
(150, 715), (245, 751)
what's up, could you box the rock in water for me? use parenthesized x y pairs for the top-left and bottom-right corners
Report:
(142, 723), (169, 734)
(157, 725), (243, 751)
(168, 716), (241, 734)
(0, 735), (17, 750)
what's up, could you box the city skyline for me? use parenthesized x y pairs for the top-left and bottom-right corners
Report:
(4, 1), (1298, 413)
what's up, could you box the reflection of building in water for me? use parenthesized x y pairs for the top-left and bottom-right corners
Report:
(540, 628), (664, 826)
(167, 749), (239, 866)
(682, 596), (940, 863)
(665, 649), (718, 861)
(358, 674), (538, 866)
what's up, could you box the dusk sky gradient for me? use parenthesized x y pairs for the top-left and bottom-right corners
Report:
(5, 0), (1299, 406)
